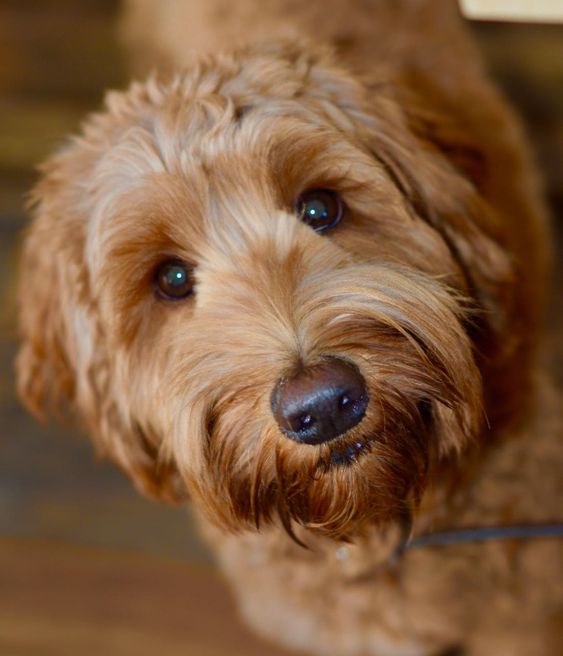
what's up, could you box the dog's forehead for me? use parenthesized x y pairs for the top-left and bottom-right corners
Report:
(85, 115), (356, 281)
(82, 55), (387, 280)
(88, 80), (367, 223)
(92, 85), (328, 196)
(88, 47), (366, 188)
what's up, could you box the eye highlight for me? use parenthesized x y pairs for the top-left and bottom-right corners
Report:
(154, 259), (195, 300)
(295, 189), (345, 233)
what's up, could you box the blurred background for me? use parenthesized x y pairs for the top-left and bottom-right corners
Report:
(0, 2), (561, 655)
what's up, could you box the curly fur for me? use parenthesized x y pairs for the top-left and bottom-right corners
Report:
(17, 1), (562, 654)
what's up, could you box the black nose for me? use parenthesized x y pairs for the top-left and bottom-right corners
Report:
(271, 358), (369, 445)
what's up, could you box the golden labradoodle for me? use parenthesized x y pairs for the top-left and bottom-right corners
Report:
(17, 1), (562, 654)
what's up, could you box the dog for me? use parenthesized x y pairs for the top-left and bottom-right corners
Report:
(16, 1), (563, 654)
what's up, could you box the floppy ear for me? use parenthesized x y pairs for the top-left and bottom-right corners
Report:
(354, 79), (539, 429)
(367, 94), (515, 329)
(16, 143), (187, 504)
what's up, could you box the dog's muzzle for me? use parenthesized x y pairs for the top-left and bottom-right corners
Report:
(271, 358), (369, 445)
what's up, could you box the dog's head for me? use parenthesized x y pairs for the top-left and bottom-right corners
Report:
(17, 43), (515, 539)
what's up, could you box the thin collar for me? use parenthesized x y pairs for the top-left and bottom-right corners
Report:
(404, 523), (563, 550)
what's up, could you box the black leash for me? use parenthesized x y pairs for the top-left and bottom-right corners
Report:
(405, 523), (563, 550)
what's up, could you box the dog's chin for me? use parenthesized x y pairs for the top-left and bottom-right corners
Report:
(187, 401), (432, 542)
(176, 364), (469, 541)
(177, 353), (478, 542)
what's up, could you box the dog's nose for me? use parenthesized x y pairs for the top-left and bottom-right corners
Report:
(271, 359), (369, 445)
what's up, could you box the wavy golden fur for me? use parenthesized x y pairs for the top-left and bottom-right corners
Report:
(17, 1), (561, 654)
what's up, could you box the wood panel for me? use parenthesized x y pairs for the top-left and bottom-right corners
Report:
(0, 539), (296, 656)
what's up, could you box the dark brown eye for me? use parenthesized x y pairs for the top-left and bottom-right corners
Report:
(154, 259), (194, 300)
(295, 189), (345, 233)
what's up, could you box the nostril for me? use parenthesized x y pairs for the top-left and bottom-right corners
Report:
(271, 358), (369, 445)
(293, 413), (316, 433)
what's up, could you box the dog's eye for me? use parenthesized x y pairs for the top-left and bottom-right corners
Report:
(295, 189), (345, 233)
(154, 260), (195, 300)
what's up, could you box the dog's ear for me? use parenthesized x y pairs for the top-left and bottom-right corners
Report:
(354, 78), (536, 429)
(16, 143), (187, 504)
(17, 150), (89, 422)
(359, 82), (516, 337)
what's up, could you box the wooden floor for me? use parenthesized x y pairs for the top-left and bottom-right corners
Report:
(0, 540), (295, 656)
(0, 2), (561, 655)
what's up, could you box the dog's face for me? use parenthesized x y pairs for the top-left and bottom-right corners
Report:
(17, 44), (513, 539)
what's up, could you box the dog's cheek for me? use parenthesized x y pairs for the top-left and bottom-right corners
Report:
(88, 314), (193, 504)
